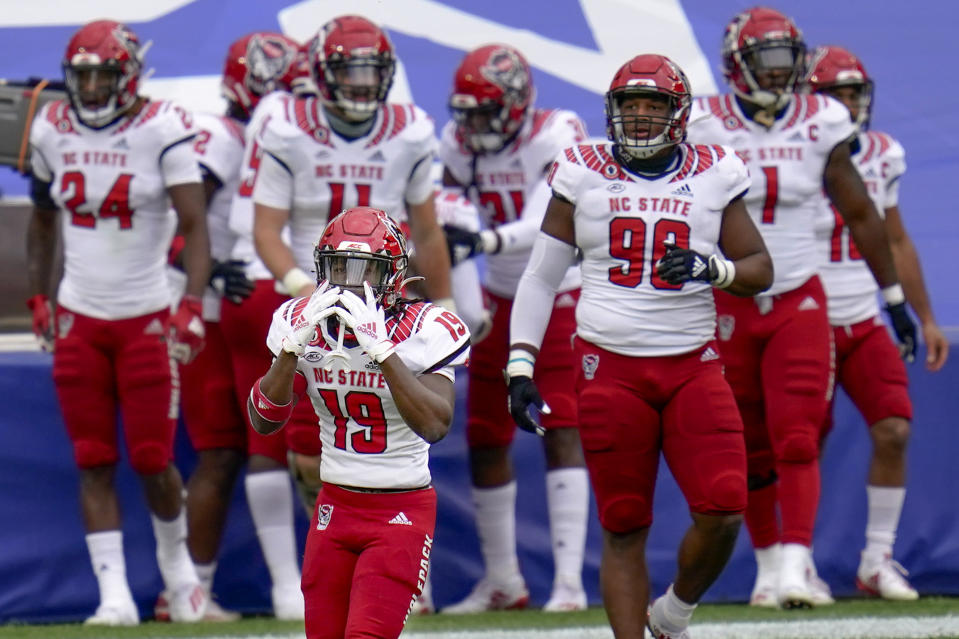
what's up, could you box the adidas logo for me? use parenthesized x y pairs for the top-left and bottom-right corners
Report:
(798, 296), (819, 311)
(258, 398), (271, 411)
(700, 346), (720, 362)
(671, 183), (693, 198)
(112, 138), (129, 149)
(509, 158), (523, 169)
(787, 131), (805, 142)
(555, 293), (576, 308)
(357, 322), (378, 339)
(863, 167), (877, 178)
(144, 318), (165, 335)
(368, 150), (386, 162)
(389, 511), (413, 525)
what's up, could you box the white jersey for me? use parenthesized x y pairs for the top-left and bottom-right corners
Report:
(439, 108), (587, 298)
(228, 91), (290, 281)
(687, 94), (855, 296)
(816, 130), (905, 325)
(253, 96), (437, 275)
(30, 99), (200, 320)
(266, 300), (471, 489)
(548, 142), (750, 357)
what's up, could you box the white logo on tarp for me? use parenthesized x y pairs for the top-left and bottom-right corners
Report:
(582, 353), (600, 380)
(316, 504), (334, 531)
(717, 315), (735, 341)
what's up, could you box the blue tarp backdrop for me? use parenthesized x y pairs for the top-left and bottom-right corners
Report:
(0, 0), (957, 623)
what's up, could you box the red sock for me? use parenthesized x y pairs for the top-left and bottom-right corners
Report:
(745, 482), (780, 548)
(777, 460), (820, 546)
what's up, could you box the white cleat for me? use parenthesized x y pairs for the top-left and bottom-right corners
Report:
(806, 558), (835, 606)
(857, 554), (919, 601)
(272, 582), (305, 620)
(409, 593), (435, 616)
(441, 576), (530, 614)
(778, 545), (815, 609)
(155, 588), (239, 622)
(84, 600), (139, 626)
(749, 576), (779, 608)
(543, 577), (587, 612)
(646, 596), (691, 639)
(168, 583), (209, 623)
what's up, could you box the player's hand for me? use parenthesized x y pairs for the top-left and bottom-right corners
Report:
(166, 295), (205, 364)
(506, 374), (549, 436)
(26, 294), (54, 352)
(281, 281), (342, 357)
(442, 224), (485, 266)
(210, 259), (255, 304)
(921, 321), (949, 372)
(337, 282), (396, 364)
(884, 302), (917, 363)
(656, 242), (713, 285)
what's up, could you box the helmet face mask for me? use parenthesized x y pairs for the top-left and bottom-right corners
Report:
(805, 45), (873, 129)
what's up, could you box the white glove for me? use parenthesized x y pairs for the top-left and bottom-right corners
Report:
(281, 281), (342, 357)
(337, 282), (396, 364)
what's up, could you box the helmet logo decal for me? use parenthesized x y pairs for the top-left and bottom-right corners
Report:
(480, 48), (529, 95)
(246, 35), (295, 94)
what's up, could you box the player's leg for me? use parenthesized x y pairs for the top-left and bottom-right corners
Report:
(575, 338), (660, 637)
(837, 321), (916, 600)
(444, 295), (527, 613)
(654, 348), (746, 636)
(221, 283), (304, 619)
(537, 292), (589, 611)
(116, 311), (206, 623)
(53, 309), (139, 626)
(178, 320), (245, 620)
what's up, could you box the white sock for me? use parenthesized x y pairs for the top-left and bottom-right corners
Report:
(546, 468), (588, 588)
(754, 542), (782, 580)
(863, 485), (905, 563)
(86, 531), (134, 606)
(472, 482), (520, 584)
(195, 561), (216, 594)
(151, 511), (199, 591)
(246, 470), (301, 588)
(661, 584), (697, 631)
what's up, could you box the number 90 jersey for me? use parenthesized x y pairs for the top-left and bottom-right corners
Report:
(548, 142), (749, 357)
(266, 300), (471, 489)
(30, 99), (200, 319)
(687, 94), (855, 296)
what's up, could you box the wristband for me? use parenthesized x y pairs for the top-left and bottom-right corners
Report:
(881, 284), (905, 306)
(433, 297), (457, 314)
(708, 255), (736, 289)
(282, 267), (313, 297)
(506, 348), (536, 379)
(367, 339), (396, 364)
(249, 378), (294, 424)
(480, 229), (502, 254)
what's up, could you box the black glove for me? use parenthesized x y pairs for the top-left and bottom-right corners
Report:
(656, 242), (714, 285)
(210, 259), (255, 304)
(442, 224), (484, 266)
(506, 374), (548, 436)
(884, 302), (917, 363)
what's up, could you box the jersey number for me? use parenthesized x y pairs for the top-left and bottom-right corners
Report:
(61, 171), (134, 229)
(760, 166), (778, 224)
(608, 217), (691, 290)
(828, 204), (862, 262)
(479, 190), (524, 227)
(328, 182), (372, 216)
(435, 310), (468, 341)
(318, 389), (387, 454)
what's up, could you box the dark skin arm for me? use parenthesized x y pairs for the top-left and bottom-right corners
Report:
(247, 350), (300, 436)
(716, 197), (774, 296)
(885, 205), (949, 371)
(379, 354), (455, 443)
(27, 205), (58, 299)
(824, 141), (899, 288)
(168, 181), (212, 298)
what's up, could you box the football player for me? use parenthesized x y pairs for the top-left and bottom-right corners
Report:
(438, 44), (591, 614)
(806, 45), (949, 600)
(509, 54), (773, 639)
(248, 206), (469, 639)
(685, 7), (916, 608)
(25, 20), (211, 625)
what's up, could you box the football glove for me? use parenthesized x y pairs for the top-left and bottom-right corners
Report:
(26, 294), (53, 352)
(884, 302), (917, 363)
(443, 225), (500, 266)
(210, 259), (255, 304)
(504, 351), (548, 436)
(166, 295), (205, 364)
(656, 242), (735, 288)
(281, 281), (342, 357)
(337, 283), (396, 364)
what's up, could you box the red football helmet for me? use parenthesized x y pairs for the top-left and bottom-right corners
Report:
(308, 15), (395, 121)
(449, 44), (534, 153)
(805, 45), (873, 128)
(221, 32), (300, 120)
(605, 54), (691, 160)
(721, 7), (806, 110)
(313, 207), (409, 309)
(62, 20), (146, 128)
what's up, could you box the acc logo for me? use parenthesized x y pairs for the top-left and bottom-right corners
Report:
(582, 353), (600, 380)
(717, 315), (735, 342)
(304, 351), (323, 363)
(316, 504), (334, 531)
(607, 182), (626, 193)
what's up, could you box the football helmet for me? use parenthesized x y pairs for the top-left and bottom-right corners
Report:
(308, 15), (395, 121)
(221, 32), (300, 120)
(449, 44), (534, 153)
(313, 207), (409, 309)
(721, 7), (806, 110)
(62, 20), (147, 128)
(605, 54), (691, 160)
(805, 45), (873, 128)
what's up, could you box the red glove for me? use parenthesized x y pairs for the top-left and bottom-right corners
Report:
(165, 294), (205, 364)
(26, 294), (53, 352)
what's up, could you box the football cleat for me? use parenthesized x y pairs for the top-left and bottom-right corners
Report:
(168, 582), (209, 623)
(857, 554), (919, 601)
(543, 576), (587, 612)
(646, 597), (691, 639)
(272, 582), (306, 620)
(807, 558), (835, 606)
(441, 576), (529, 614)
(84, 600), (139, 626)
(777, 545), (815, 609)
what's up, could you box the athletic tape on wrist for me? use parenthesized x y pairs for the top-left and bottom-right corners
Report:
(249, 378), (294, 424)
(506, 348), (536, 379)
(709, 255), (736, 289)
(881, 284), (905, 306)
(282, 267), (313, 297)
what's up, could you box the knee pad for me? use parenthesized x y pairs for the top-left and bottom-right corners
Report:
(599, 495), (649, 534)
(707, 470), (746, 513)
(129, 441), (169, 474)
(74, 440), (118, 469)
(778, 433), (817, 464)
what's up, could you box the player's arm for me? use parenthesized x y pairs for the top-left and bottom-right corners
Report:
(380, 361), (455, 444)
(168, 181), (212, 298)
(715, 197), (774, 296)
(407, 195), (454, 303)
(885, 205), (949, 371)
(26, 176), (58, 350)
(248, 351), (302, 435)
